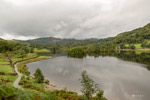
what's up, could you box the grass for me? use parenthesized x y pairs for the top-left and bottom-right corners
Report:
(125, 44), (129, 47)
(34, 48), (50, 53)
(134, 44), (142, 49)
(119, 48), (150, 52)
(19, 76), (46, 93)
(0, 75), (18, 86)
(17, 55), (50, 76)
(136, 48), (150, 51)
(0, 75), (18, 82)
(0, 65), (14, 73)
(12, 53), (37, 63)
(145, 39), (150, 43)
(17, 56), (49, 70)
(0, 53), (38, 85)
(125, 44), (142, 49)
(0, 62), (10, 64)
(135, 51), (142, 55)
(16, 55), (50, 93)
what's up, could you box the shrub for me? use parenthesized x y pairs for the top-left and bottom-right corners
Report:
(44, 80), (50, 85)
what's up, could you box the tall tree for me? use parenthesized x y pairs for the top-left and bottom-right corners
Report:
(80, 70), (99, 100)
(34, 68), (44, 83)
(5, 52), (13, 67)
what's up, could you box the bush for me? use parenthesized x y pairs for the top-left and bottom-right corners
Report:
(44, 80), (50, 85)
(129, 44), (135, 49)
(0, 85), (59, 100)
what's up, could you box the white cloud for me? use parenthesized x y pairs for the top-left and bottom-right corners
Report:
(0, 0), (150, 40)
(0, 33), (37, 40)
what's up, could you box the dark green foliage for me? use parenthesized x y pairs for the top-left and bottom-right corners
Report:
(44, 80), (50, 85)
(141, 41), (150, 48)
(0, 85), (107, 100)
(120, 44), (126, 49)
(52, 90), (84, 100)
(95, 90), (107, 100)
(129, 44), (136, 49)
(0, 85), (59, 100)
(0, 40), (30, 67)
(34, 68), (44, 83)
(0, 40), (30, 54)
(68, 46), (86, 58)
(18, 65), (30, 76)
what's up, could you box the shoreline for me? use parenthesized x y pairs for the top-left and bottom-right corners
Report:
(24, 55), (62, 91)
(117, 49), (150, 52)
(25, 55), (80, 93)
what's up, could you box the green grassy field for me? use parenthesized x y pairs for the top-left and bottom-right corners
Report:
(125, 44), (142, 49)
(0, 65), (14, 73)
(125, 44), (129, 47)
(34, 48), (50, 53)
(0, 62), (10, 64)
(134, 44), (142, 49)
(0, 53), (39, 86)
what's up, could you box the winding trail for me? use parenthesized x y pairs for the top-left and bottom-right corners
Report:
(13, 63), (24, 90)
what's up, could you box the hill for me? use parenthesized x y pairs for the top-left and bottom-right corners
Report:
(19, 37), (99, 45)
(98, 23), (150, 48)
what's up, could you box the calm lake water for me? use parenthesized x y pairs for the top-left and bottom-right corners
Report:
(27, 56), (150, 100)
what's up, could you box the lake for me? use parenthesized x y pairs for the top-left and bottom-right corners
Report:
(27, 55), (150, 100)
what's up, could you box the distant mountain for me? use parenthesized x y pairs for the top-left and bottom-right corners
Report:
(19, 37), (99, 44)
(20, 37), (77, 44)
(84, 38), (99, 41)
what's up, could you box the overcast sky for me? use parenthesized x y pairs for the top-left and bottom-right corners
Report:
(0, 0), (150, 40)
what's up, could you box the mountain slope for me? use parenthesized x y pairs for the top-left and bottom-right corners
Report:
(99, 23), (150, 45)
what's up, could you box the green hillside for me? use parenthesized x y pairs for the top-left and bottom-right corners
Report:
(20, 37), (98, 45)
(98, 23), (150, 49)
(114, 23), (150, 44)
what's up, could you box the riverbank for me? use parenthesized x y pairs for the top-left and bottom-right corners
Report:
(117, 48), (150, 52)
(16, 55), (67, 93)
(16, 56), (51, 90)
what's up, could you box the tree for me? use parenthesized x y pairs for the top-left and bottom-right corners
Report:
(80, 70), (99, 100)
(120, 44), (126, 49)
(34, 68), (44, 83)
(68, 46), (86, 58)
(129, 44), (135, 49)
(18, 50), (26, 61)
(96, 90), (107, 100)
(4, 52), (14, 67)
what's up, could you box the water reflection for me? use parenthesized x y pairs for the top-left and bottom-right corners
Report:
(27, 55), (150, 100)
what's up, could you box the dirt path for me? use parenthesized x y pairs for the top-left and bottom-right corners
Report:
(13, 63), (24, 90)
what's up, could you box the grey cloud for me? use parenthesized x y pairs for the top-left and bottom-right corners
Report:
(0, 0), (150, 40)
